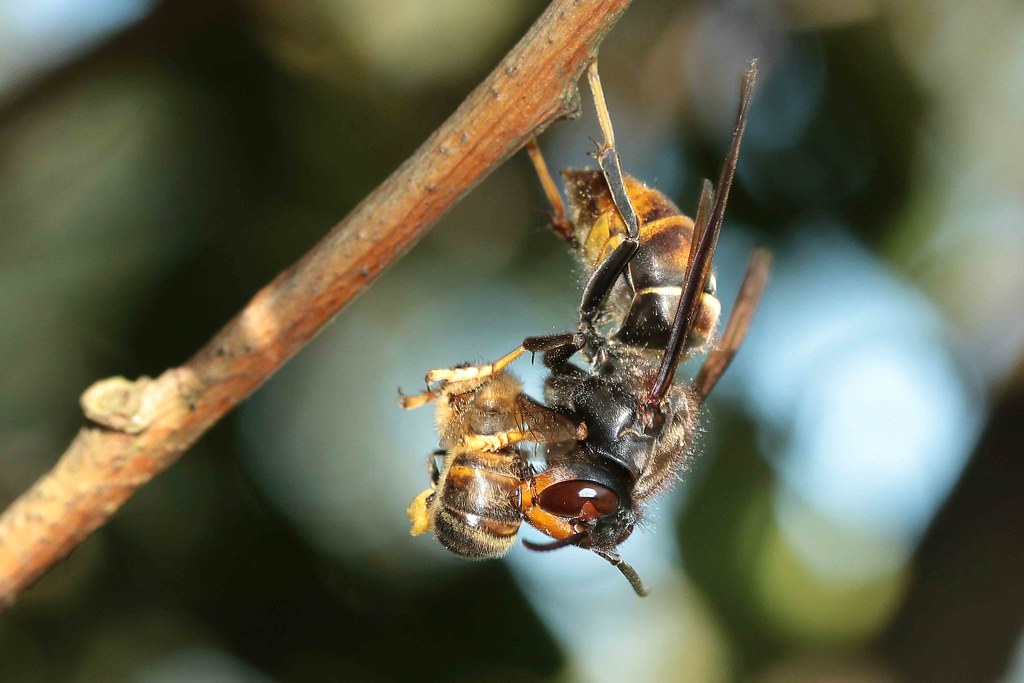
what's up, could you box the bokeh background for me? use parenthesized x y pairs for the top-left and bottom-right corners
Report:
(1, 0), (1022, 681)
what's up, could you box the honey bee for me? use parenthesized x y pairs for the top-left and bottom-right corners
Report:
(399, 351), (582, 555)
(401, 59), (770, 595)
(400, 353), (655, 592)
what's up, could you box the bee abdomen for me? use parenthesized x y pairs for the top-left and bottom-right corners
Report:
(432, 450), (522, 559)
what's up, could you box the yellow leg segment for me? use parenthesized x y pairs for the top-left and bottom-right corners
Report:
(424, 346), (526, 385)
(398, 390), (436, 410)
(526, 139), (574, 242)
(587, 60), (616, 151)
(461, 429), (528, 453)
(407, 489), (434, 536)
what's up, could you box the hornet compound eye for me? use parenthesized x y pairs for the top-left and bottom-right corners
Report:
(538, 480), (618, 519)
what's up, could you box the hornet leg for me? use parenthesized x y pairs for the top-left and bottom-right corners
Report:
(577, 60), (643, 328)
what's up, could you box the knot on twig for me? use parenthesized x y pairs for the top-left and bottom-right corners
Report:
(80, 376), (156, 434)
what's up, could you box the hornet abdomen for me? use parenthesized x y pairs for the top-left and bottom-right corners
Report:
(563, 170), (719, 351)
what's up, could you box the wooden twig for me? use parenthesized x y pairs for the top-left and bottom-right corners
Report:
(0, 0), (633, 610)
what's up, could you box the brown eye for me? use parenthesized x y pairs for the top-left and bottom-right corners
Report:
(537, 481), (618, 518)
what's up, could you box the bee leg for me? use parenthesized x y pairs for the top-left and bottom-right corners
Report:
(407, 489), (434, 536)
(578, 60), (643, 328)
(526, 139), (574, 243)
(462, 417), (587, 453)
(462, 430), (527, 452)
(424, 346), (525, 385)
(398, 388), (437, 410)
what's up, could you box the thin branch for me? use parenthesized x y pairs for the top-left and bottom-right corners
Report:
(0, 0), (633, 610)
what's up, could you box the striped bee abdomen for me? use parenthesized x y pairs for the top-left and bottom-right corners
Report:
(431, 450), (523, 559)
